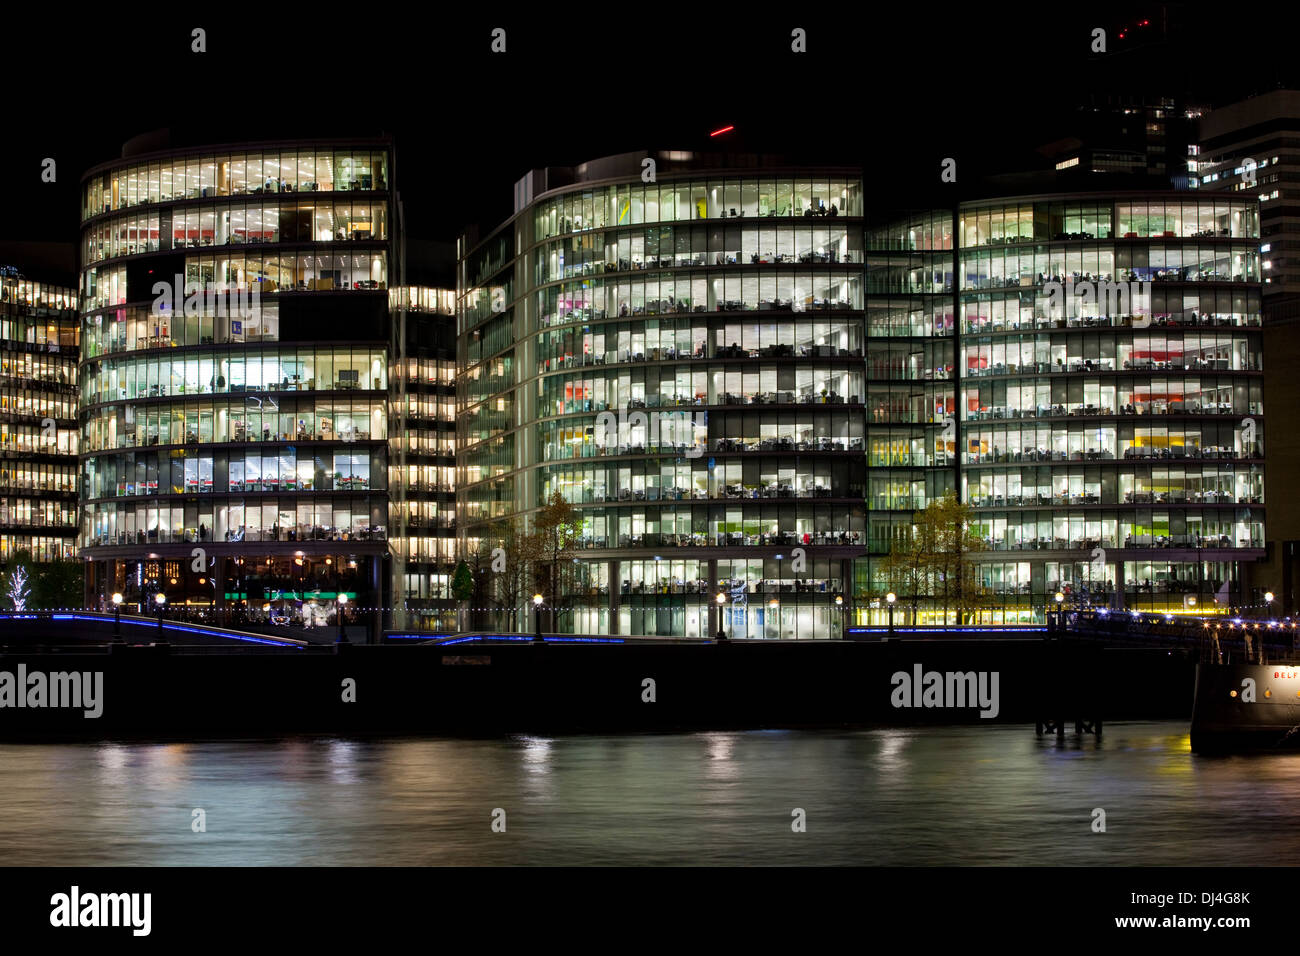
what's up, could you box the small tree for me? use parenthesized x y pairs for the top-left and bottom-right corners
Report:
(533, 491), (581, 632)
(882, 513), (935, 623)
(925, 493), (989, 621)
(485, 516), (538, 632)
(466, 543), (493, 631)
(451, 560), (474, 632)
(884, 493), (989, 625)
(6, 565), (30, 611)
(32, 559), (84, 610)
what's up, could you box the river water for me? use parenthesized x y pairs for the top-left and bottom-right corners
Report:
(0, 721), (1290, 865)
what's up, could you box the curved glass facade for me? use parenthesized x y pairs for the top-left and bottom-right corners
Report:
(462, 166), (1266, 635)
(79, 140), (394, 627)
(460, 164), (866, 638)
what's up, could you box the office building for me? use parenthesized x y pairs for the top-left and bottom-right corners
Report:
(458, 152), (866, 638)
(389, 285), (457, 630)
(1038, 94), (1197, 186)
(0, 268), (80, 565)
(77, 139), (395, 629)
(459, 152), (1266, 634)
(951, 194), (1263, 614)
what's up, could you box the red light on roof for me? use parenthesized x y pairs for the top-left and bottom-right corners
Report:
(710, 126), (735, 137)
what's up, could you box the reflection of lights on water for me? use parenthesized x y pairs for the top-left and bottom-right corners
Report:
(703, 733), (740, 781)
(877, 731), (909, 771)
(522, 737), (552, 773)
(706, 734), (734, 762)
(327, 739), (362, 782)
(97, 743), (129, 771)
(95, 743), (192, 791)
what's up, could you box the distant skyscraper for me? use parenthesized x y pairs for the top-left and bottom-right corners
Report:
(1198, 90), (1300, 610)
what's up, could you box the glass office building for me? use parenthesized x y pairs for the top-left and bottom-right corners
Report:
(389, 286), (457, 630)
(461, 158), (1266, 635)
(0, 272), (80, 564)
(459, 152), (867, 638)
(866, 194), (1264, 620)
(78, 140), (395, 627)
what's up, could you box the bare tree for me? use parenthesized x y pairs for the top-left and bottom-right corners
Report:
(484, 516), (537, 632)
(533, 491), (581, 633)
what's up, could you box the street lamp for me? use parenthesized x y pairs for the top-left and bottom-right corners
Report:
(154, 591), (166, 640)
(336, 592), (349, 644)
(111, 592), (124, 641)
(886, 591), (896, 636)
(1054, 590), (1065, 632)
(533, 593), (544, 643)
(835, 593), (844, 640)
(715, 590), (728, 642)
(1265, 590), (1275, 619)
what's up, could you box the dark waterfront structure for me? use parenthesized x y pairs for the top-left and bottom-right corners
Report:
(0, 269), (80, 564)
(77, 140), (396, 632)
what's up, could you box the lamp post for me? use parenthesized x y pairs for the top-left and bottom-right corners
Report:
(886, 592), (896, 637)
(768, 597), (779, 640)
(715, 590), (728, 642)
(533, 593), (544, 643)
(835, 593), (844, 640)
(1054, 590), (1065, 633)
(1265, 590), (1275, 621)
(111, 592), (124, 641)
(336, 592), (349, 644)
(154, 592), (166, 641)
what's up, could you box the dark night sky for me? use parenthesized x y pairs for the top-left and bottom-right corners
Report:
(6, 4), (1300, 279)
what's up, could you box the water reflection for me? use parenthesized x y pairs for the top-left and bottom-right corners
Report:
(0, 722), (1293, 865)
